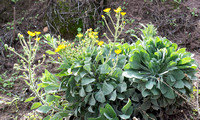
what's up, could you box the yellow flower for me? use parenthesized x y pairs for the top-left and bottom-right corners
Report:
(18, 33), (24, 38)
(55, 48), (60, 52)
(96, 40), (99, 43)
(98, 41), (104, 46)
(87, 28), (92, 32)
(27, 31), (36, 37)
(82, 40), (85, 42)
(55, 44), (66, 52)
(95, 36), (98, 38)
(35, 31), (41, 35)
(58, 57), (61, 59)
(35, 38), (40, 41)
(77, 33), (83, 38)
(121, 12), (126, 16)
(89, 33), (94, 38)
(103, 8), (111, 13)
(114, 49), (122, 55)
(114, 7), (122, 13)
(101, 15), (105, 18)
(33, 49), (36, 52)
(92, 32), (98, 35)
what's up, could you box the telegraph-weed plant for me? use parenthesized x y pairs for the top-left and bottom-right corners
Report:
(43, 7), (140, 119)
(123, 24), (197, 119)
(5, 31), (70, 120)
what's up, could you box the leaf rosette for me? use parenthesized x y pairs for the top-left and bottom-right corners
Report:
(123, 24), (197, 117)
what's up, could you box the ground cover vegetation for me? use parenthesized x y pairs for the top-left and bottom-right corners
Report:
(3, 6), (198, 120)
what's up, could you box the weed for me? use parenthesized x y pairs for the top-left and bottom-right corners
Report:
(11, 0), (19, 4)
(0, 71), (22, 96)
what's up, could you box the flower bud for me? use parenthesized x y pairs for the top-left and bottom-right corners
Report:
(13, 63), (19, 70)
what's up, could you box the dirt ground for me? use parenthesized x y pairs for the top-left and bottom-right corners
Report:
(0, 0), (200, 119)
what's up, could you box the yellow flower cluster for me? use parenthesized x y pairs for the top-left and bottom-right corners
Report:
(77, 33), (83, 38)
(35, 38), (40, 42)
(27, 31), (41, 36)
(103, 8), (111, 13)
(102, 7), (126, 16)
(114, 49), (122, 55)
(88, 30), (99, 39)
(98, 41), (104, 46)
(76, 29), (99, 40)
(55, 44), (66, 52)
(114, 7), (122, 13)
(35, 31), (41, 35)
(27, 31), (36, 37)
(121, 12), (126, 16)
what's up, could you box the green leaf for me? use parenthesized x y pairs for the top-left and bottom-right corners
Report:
(171, 70), (184, 80)
(129, 53), (141, 69)
(81, 77), (95, 85)
(36, 105), (52, 114)
(84, 57), (92, 63)
(117, 55), (127, 68)
(117, 93), (125, 100)
(174, 80), (184, 88)
(31, 102), (42, 110)
(51, 112), (69, 120)
(104, 104), (117, 119)
(44, 85), (59, 93)
(160, 83), (168, 94)
(112, 68), (123, 78)
(145, 80), (154, 90)
(142, 89), (150, 97)
(75, 75), (81, 82)
(178, 57), (192, 65)
(95, 90), (106, 103)
(46, 95), (61, 102)
(119, 114), (131, 119)
(88, 117), (102, 120)
(102, 81), (114, 95)
(123, 70), (143, 79)
(43, 115), (51, 120)
(79, 87), (86, 97)
(124, 63), (131, 69)
(164, 88), (175, 99)
(177, 48), (186, 53)
(99, 63), (111, 74)
(116, 82), (127, 93)
(132, 93), (139, 102)
(109, 90), (117, 101)
(80, 71), (87, 78)
(121, 98), (132, 114)
(84, 93), (91, 104)
(89, 94), (96, 106)
(96, 54), (104, 63)
(83, 64), (91, 73)
(24, 97), (35, 103)
(151, 87), (160, 96)
(46, 50), (56, 55)
(86, 85), (93, 92)
(88, 106), (95, 113)
(140, 100), (151, 111)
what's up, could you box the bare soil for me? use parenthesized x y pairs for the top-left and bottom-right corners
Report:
(0, 0), (200, 119)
